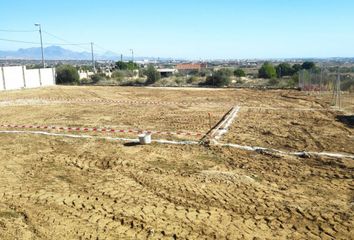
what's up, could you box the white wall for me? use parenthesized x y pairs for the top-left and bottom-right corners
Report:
(79, 71), (94, 80)
(0, 66), (55, 91)
(3, 66), (24, 90)
(0, 67), (4, 91)
(40, 68), (55, 86)
(25, 69), (41, 88)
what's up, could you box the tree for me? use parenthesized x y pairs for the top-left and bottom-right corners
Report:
(276, 63), (294, 77)
(199, 69), (212, 77)
(188, 69), (199, 76)
(90, 73), (106, 83)
(292, 64), (302, 73)
(145, 65), (160, 85)
(187, 76), (199, 84)
(234, 68), (246, 77)
(56, 64), (79, 84)
(258, 62), (277, 79)
(301, 61), (315, 70)
(203, 69), (231, 87)
(115, 61), (139, 70)
(111, 70), (125, 81)
(218, 68), (233, 77)
(127, 61), (139, 70)
(116, 61), (128, 70)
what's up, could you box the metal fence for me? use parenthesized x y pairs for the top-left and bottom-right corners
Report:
(298, 68), (354, 113)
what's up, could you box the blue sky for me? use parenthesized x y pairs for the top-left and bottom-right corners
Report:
(1, 0), (354, 59)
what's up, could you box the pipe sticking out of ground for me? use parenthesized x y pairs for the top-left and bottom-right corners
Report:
(0, 130), (199, 145)
(200, 105), (240, 144)
(218, 142), (354, 160)
(0, 130), (352, 159)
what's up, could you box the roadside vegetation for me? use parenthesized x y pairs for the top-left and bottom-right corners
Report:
(55, 60), (353, 90)
(56, 64), (80, 84)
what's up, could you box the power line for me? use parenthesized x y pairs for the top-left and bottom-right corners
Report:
(42, 31), (99, 64)
(95, 43), (121, 59)
(93, 44), (113, 56)
(43, 30), (78, 44)
(1, 29), (121, 60)
(0, 29), (36, 32)
(0, 28), (118, 56)
(0, 38), (90, 46)
(0, 38), (39, 45)
(47, 42), (91, 46)
(94, 44), (111, 52)
(42, 30), (91, 51)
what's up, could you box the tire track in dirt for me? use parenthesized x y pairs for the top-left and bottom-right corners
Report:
(11, 154), (279, 239)
(63, 150), (354, 235)
(1, 131), (353, 239)
(2, 187), (160, 239)
(112, 166), (351, 240)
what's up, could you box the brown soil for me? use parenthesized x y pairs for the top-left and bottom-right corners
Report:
(222, 108), (354, 153)
(0, 86), (353, 239)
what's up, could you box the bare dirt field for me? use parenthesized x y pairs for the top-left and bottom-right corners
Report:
(222, 108), (354, 153)
(0, 86), (353, 239)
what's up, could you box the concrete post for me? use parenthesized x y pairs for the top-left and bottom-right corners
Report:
(22, 66), (27, 88)
(1, 67), (6, 90)
(52, 68), (56, 84)
(38, 68), (42, 86)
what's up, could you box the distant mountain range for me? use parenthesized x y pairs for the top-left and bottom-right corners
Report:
(0, 46), (121, 60)
(1, 46), (352, 62)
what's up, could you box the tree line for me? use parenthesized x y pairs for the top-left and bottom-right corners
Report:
(54, 60), (318, 87)
(258, 61), (316, 79)
(55, 62), (161, 85)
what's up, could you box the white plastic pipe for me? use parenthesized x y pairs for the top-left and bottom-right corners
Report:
(0, 130), (352, 159)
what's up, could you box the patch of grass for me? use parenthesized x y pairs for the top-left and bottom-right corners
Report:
(56, 175), (73, 183)
(196, 153), (224, 165)
(250, 174), (263, 182)
(0, 211), (21, 219)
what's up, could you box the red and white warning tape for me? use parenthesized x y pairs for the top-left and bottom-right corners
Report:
(0, 124), (203, 137)
(0, 97), (218, 106)
(32, 97), (189, 106)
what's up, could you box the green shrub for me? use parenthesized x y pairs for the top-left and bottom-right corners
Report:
(90, 73), (106, 83)
(197, 69), (209, 77)
(268, 78), (279, 86)
(145, 65), (161, 85)
(175, 78), (186, 86)
(276, 63), (295, 77)
(79, 78), (90, 84)
(301, 61), (315, 70)
(217, 68), (233, 77)
(258, 62), (277, 79)
(202, 69), (231, 87)
(111, 70), (125, 81)
(115, 61), (139, 70)
(188, 69), (199, 76)
(234, 69), (246, 77)
(187, 76), (198, 84)
(56, 64), (79, 84)
(236, 78), (245, 84)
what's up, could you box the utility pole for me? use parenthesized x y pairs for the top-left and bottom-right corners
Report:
(129, 49), (134, 62)
(320, 64), (323, 94)
(34, 23), (45, 68)
(91, 42), (96, 72)
(337, 69), (341, 109)
(333, 67), (341, 109)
